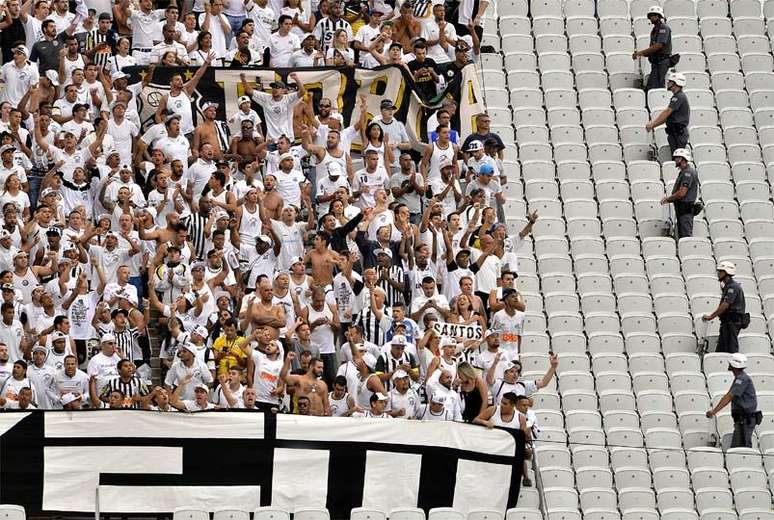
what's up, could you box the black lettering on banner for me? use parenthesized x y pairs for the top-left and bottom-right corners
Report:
(432, 322), (483, 341)
(0, 410), (523, 517)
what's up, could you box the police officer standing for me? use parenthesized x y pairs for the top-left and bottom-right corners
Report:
(661, 148), (698, 239)
(703, 261), (746, 354)
(633, 5), (672, 90)
(646, 71), (690, 153)
(706, 353), (759, 449)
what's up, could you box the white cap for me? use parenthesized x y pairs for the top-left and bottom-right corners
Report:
(111, 70), (128, 81)
(193, 325), (209, 338)
(279, 152), (294, 163)
(647, 5), (664, 17)
(372, 392), (389, 401)
(51, 330), (67, 341)
(439, 337), (456, 349)
(194, 383), (210, 392)
(391, 334), (407, 346)
(238, 95), (251, 105)
(45, 69), (60, 86)
(717, 261), (736, 276)
(61, 392), (82, 405)
(729, 353), (747, 369)
(667, 71), (686, 87)
(178, 342), (197, 354)
(392, 369), (409, 379)
(672, 148), (691, 161)
(430, 391), (448, 404)
(466, 140), (483, 152)
(327, 162), (344, 177)
(374, 248), (393, 258)
(100, 333), (116, 343)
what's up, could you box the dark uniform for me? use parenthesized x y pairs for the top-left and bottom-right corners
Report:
(666, 90), (690, 153)
(730, 371), (757, 448)
(671, 163), (698, 238)
(647, 19), (671, 90)
(717, 277), (746, 354)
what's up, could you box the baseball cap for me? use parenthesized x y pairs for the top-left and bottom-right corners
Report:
(238, 95), (251, 105)
(192, 325), (209, 338)
(478, 164), (495, 176)
(269, 80), (286, 89)
(165, 113), (182, 123)
(12, 45), (28, 56)
(391, 334), (407, 346)
(100, 333), (116, 343)
(111, 70), (128, 81)
(40, 188), (59, 200)
(369, 7), (384, 14)
(439, 156), (454, 169)
(729, 353), (747, 369)
(31, 344), (47, 354)
(45, 69), (60, 86)
(439, 337), (456, 349)
(1, 283), (14, 291)
(375, 248), (393, 258)
(370, 392), (389, 402)
(256, 234), (272, 243)
(51, 330), (67, 341)
(289, 256), (304, 267)
(178, 342), (197, 354)
(202, 101), (219, 111)
(61, 392), (82, 405)
(430, 392), (448, 404)
(98, 12), (112, 20)
(466, 140), (483, 152)
(502, 288), (518, 299)
(279, 152), (294, 163)
(0, 230), (10, 239)
(327, 162), (344, 177)
(194, 383), (210, 392)
(0, 145), (16, 155)
(380, 99), (397, 110)
(392, 369), (409, 379)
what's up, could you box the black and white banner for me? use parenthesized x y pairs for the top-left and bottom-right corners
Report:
(125, 64), (485, 147)
(0, 411), (524, 516)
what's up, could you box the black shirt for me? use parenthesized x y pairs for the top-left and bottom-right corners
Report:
(649, 20), (671, 61)
(30, 33), (68, 74)
(462, 131), (505, 153)
(408, 57), (440, 101)
(721, 278), (746, 316)
(0, 17), (26, 63)
(667, 90), (690, 129)
(672, 165), (698, 203)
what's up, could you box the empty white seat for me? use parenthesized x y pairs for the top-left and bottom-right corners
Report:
(428, 508), (464, 520)
(467, 510), (504, 520)
(345, 509), (387, 520)
(504, 509), (541, 520)
(618, 488), (657, 513)
(0, 507), (25, 520)
(214, 509), (251, 520)
(696, 489), (735, 513)
(544, 488), (579, 511)
(254, 508), (290, 520)
(390, 509), (426, 520)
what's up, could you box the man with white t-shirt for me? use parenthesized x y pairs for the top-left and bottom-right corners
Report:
(240, 72), (305, 140)
(421, 4), (456, 64)
(164, 342), (213, 400)
(248, 332), (284, 411)
(199, 0), (231, 55)
(269, 15), (299, 67)
(490, 287), (524, 355)
(353, 8), (383, 65)
(351, 149), (390, 209)
(107, 101), (139, 166)
(86, 334), (121, 394)
(119, 0), (165, 64)
(1, 45), (40, 107)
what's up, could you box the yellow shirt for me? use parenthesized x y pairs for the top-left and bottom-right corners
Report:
(212, 335), (248, 377)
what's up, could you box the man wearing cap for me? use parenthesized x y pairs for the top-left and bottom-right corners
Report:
(489, 354), (558, 406)
(353, 392), (392, 418)
(87, 333), (121, 393)
(240, 72), (306, 141)
(647, 71), (690, 153)
(660, 148), (698, 238)
(315, 161), (350, 216)
(466, 163), (504, 213)
(1, 45), (40, 107)
(290, 33), (323, 67)
(387, 368), (419, 418)
(169, 374), (215, 411)
(27, 344), (58, 409)
(164, 342), (214, 401)
(633, 5), (672, 91)
(461, 113), (504, 161)
(389, 153), (425, 224)
(703, 262), (747, 354)
(707, 353), (759, 448)
(417, 390), (461, 421)
(464, 137), (497, 179)
(374, 99), (411, 166)
(375, 334), (419, 391)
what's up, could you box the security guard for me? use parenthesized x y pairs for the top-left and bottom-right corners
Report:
(661, 148), (698, 239)
(706, 353), (759, 449)
(702, 261), (746, 354)
(646, 71), (690, 153)
(633, 5), (672, 90)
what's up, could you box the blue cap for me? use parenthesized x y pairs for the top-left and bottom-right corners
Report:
(478, 164), (494, 176)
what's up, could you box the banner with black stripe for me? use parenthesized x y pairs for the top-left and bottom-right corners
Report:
(0, 411), (524, 517)
(124, 63), (484, 148)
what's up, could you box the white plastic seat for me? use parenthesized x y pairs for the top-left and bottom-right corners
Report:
(505, 510), (541, 520)
(390, 509), (426, 520)
(0, 508), (25, 520)
(254, 508), (291, 520)
(428, 508), (464, 520)
(214, 509), (251, 520)
(544, 488), (579, 511)
(467, 510), (504, 520)
(645, 428), (683, 449)
(349, 509), (385, 520)
(618, 488), (657, 513)
(580, 488), (618, 512)
(696, 489), (734, 513)
(173, 509), (209, 520)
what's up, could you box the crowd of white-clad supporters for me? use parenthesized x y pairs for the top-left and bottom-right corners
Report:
(0, 0), (556, 454)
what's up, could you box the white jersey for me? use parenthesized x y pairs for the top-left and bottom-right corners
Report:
(307, 304), (335, 354)
(492, 406), (522, 429)
(329, 391), (351, 417)
(251, 350), (283, 405)
(490, 309), (524, 355)
(388, 387), (420, 419)
(167, 90), (195, 135)
(427, 141), (455, 184)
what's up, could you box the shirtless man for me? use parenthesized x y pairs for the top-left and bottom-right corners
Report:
(261, 175), (284, 220)
(229, 119), (263, 164)
(305, 231), (343, 287)
(393, 2), (420, 51)
(192, 102), (227, 160)
(138, 210), (181, 246)
(281, 351), (330, 416)
(246, 278), (285, 340)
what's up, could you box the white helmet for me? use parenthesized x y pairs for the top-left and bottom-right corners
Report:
(672, 148), (692, 162)
(728, 353), (747, 369)
(647, 5), (664, 17)
(667, 71), (686, 87)
(717, 261), (736, 276)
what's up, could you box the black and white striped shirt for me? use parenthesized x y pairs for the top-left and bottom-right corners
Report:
(377, 265), (405, 308)
(314, 17), (352, 52)
(375, 351), (417, 391)
(183, 213), (208, 260)
(355, 307), (388, 347)
(87, 28), (113, 70)
(100, 375), (149, 408)
(114, 327), (140, 362)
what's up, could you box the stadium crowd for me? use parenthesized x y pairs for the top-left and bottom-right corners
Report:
(0, 0), (563, 459)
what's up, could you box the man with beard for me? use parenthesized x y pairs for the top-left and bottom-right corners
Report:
(193, 102), (231, 162)
(229, 119), (262, 164)
(54, 355), (89, 408)
(164, 342), (213, 400)
(259, 175), (284, 221)
(280, 351), (330, 416)
(302, 125), (353, 195)
(247, 328), (284, 411)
